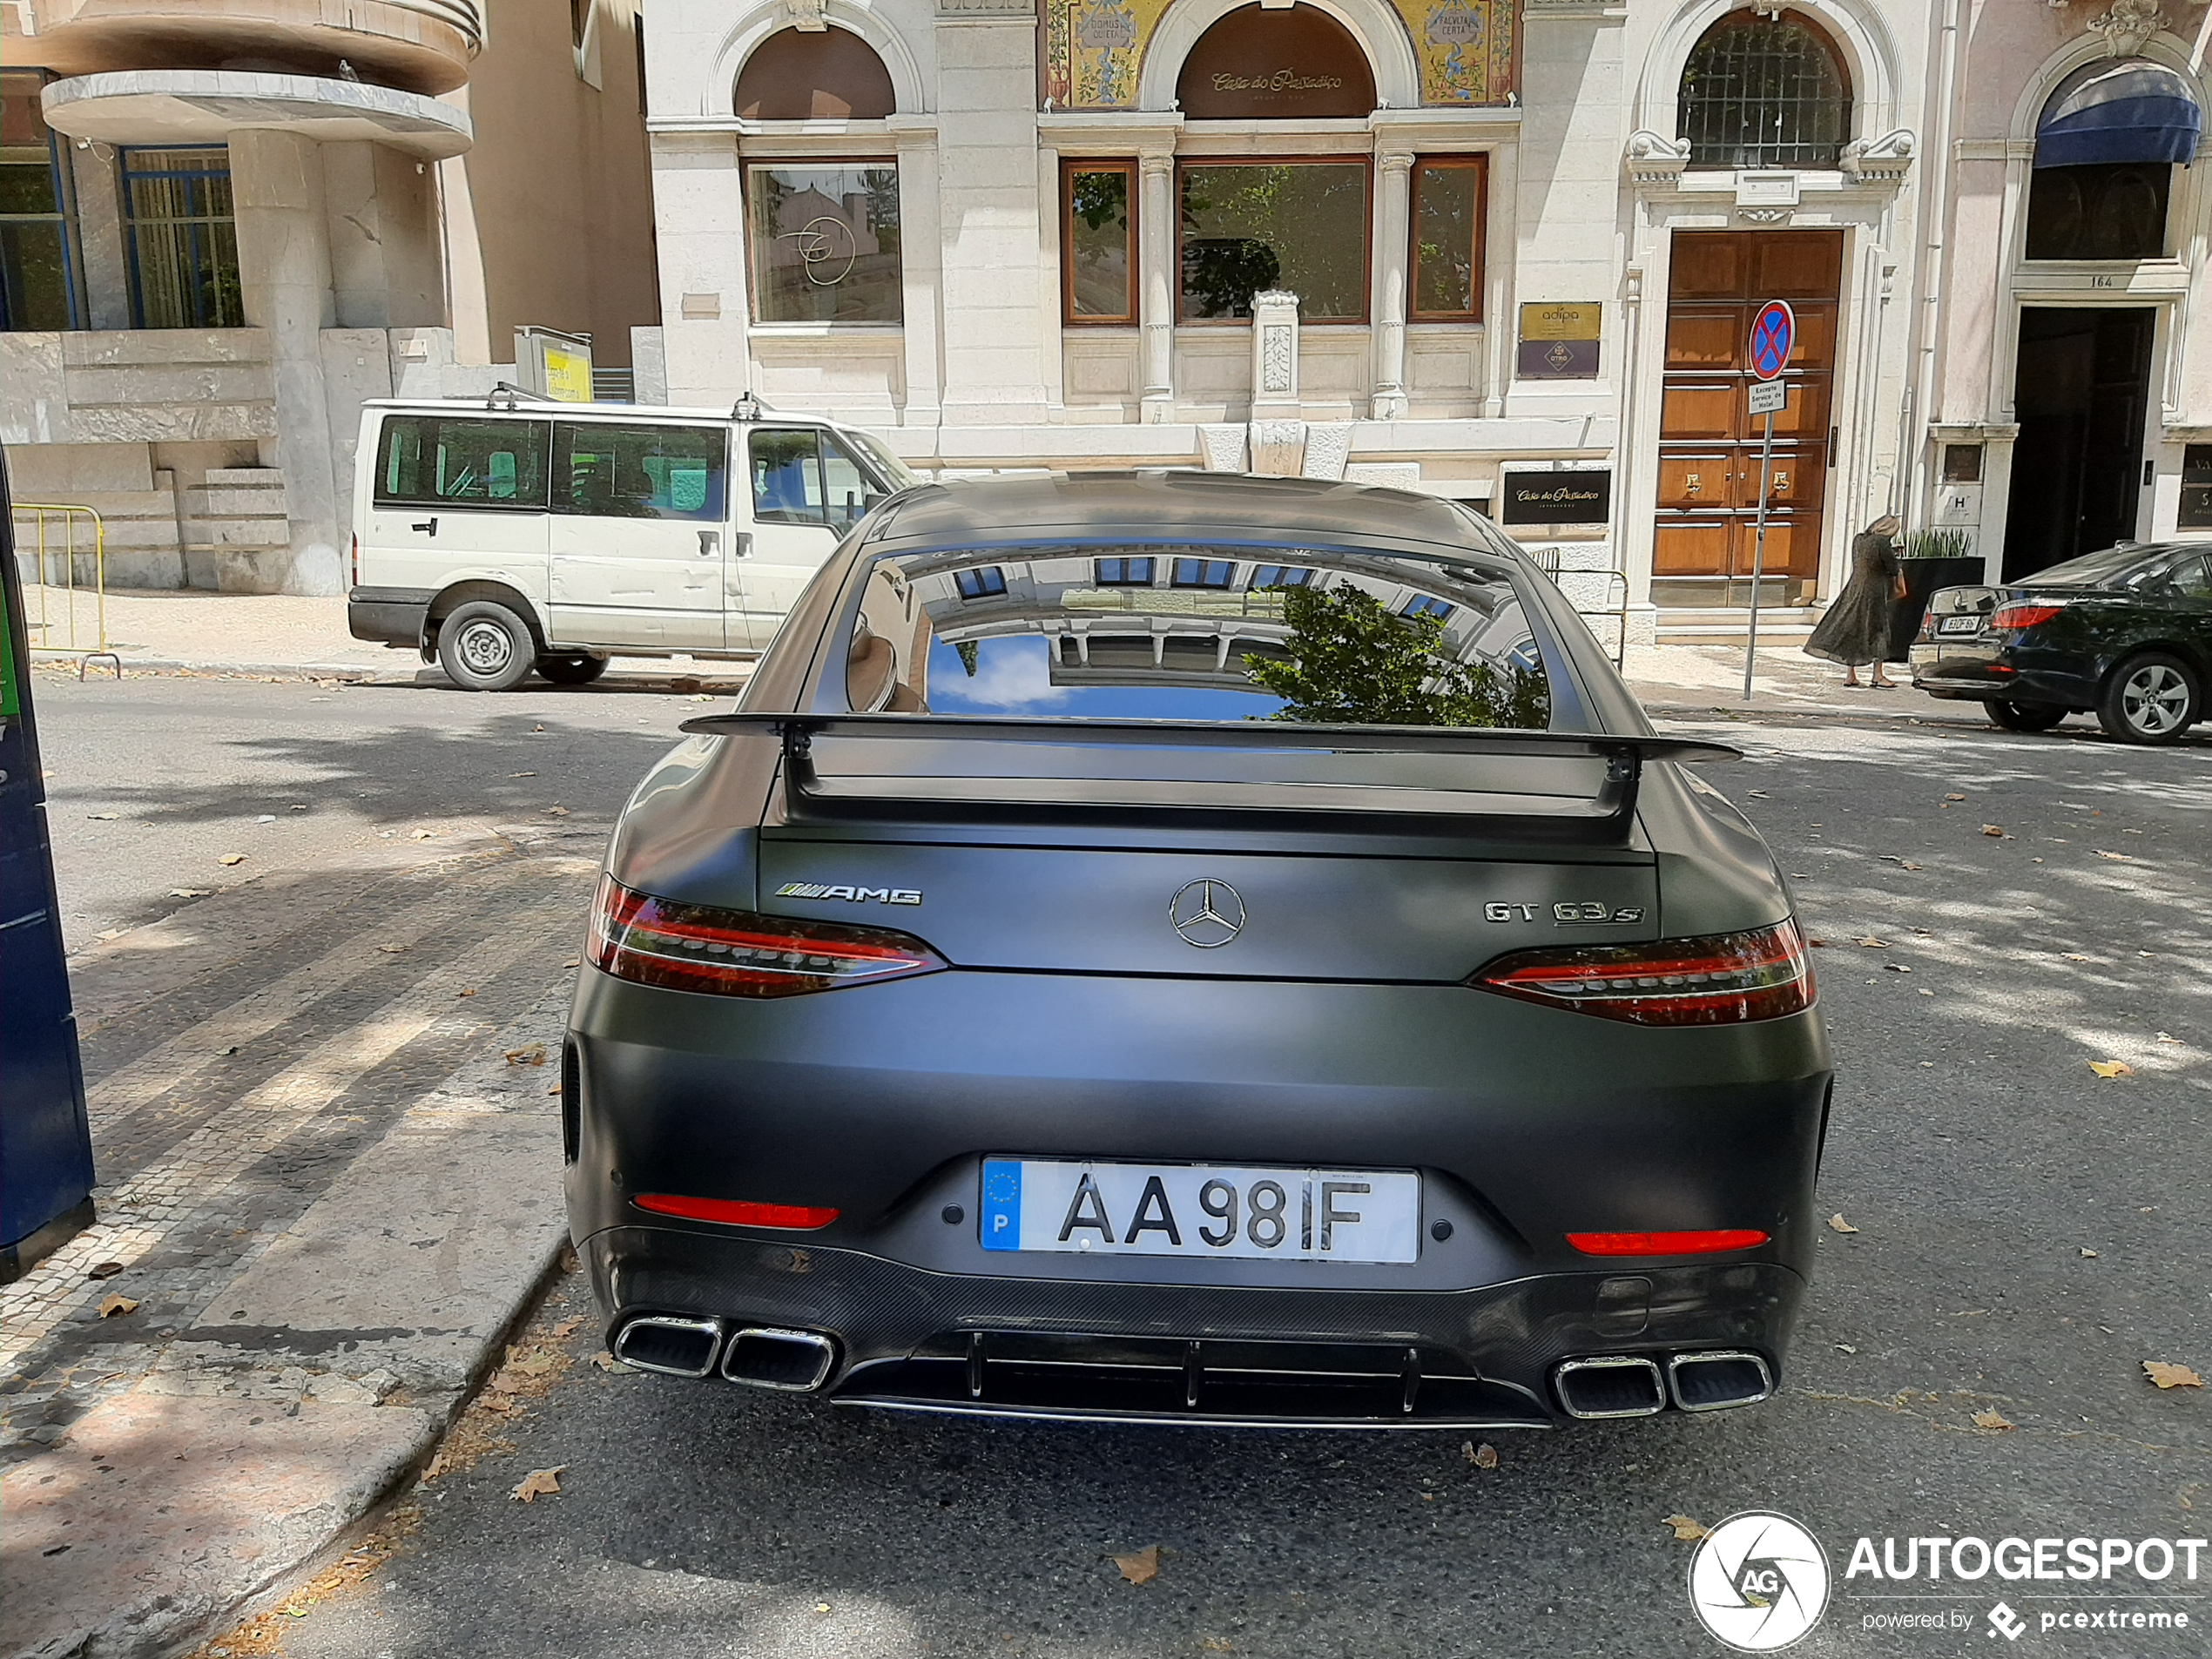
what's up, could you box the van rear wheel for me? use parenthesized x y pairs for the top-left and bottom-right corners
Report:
(436, 601), (535, 692)
(536, 652), (609, 687)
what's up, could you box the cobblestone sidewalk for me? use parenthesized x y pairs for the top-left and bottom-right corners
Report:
(1, 826), (604, 1659)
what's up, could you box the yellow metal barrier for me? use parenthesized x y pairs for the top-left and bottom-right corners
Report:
(10, 503), (119, 677)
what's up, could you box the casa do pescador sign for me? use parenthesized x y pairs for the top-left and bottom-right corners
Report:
(1500, 469), (1612, 526)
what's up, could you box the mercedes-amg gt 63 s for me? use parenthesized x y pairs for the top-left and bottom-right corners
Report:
(563, 471), (1831, 1430)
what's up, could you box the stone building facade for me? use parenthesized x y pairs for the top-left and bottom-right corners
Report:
(1, 0), (659, 593)
(640, 0), (2212, 638)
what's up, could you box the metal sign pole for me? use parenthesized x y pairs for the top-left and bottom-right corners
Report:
(1743, 407), (1775, 702)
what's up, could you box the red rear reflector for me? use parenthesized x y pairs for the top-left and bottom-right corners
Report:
(1472, 920), (1813, 1026)
(588, 875), (945, 998)
(1567, 1229), (1769, 1256)
(1990, 603), (2063, 631)
(633, 1194), (839, 1230)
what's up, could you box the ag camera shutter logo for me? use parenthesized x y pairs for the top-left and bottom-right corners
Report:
(1688, 1512), (1831, 1650)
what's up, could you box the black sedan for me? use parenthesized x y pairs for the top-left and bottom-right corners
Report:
(563, 472), (1831, 1430)
(1911, 541), (2212, 742)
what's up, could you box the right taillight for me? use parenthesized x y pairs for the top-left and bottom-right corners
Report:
(1472, 920), (1814, 1026)
(1989, 602), (2064, 632)
(586, 875), (946, 997)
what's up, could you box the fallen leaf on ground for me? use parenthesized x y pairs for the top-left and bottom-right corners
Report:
(2144, 1361), (2203, 1390)
(86, 812), (117, 820)
(563, 957), (581, 968)
(97, 1294), (138, 1317)
(2063, 953), (2091, 961)
(1806, 937), (1828, 948)
(169, 888), (210, 898)
(544, 806), (570, 817)
(1981, 825), (2007, 838)
(2093, 850), (2133, 861)
(2157, 1033), (2184, 1044)
(1663, 1515), (1710, 1542)
(217, 853), (246, 866)
(1464, 1441), (1499, 1469)
(489, 1371), (523, 1394)
(511, 1467), (564, 1502)
(509, 771), (536, 779)
(2087, 1061), (2132, 1079)
(2080, 1247), (2098, 1258)
(1945, 792), (1966, 801)
(1827, 1214), (1859, 1234)
(1856, 936), (1887, 948)
(1885, 963), (1913, 974)
(421, 1451), (450, 1482)
(1200, 1640), (1234, 1653)
(378, 943), (409, 954)
(1836, 1343), (1858, 1354)
(1110, 1544), (1160, 1585)
(590, 1351), (633, 1373)
(456, 988), (476, 998)
(86, 1261), (125, 1280)
(1972, 1409), (2015, 1431)
(410, 828), (435, 840)
(509, 1350), (558, 1374)
(504, 1044), (547, 1067)
(552, 1317), (583, 1338)
(1746, 789), (1769, 799)
(95, 928), (125, 941)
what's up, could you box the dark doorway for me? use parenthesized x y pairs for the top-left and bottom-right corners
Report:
(2003, 307), (2155, 581)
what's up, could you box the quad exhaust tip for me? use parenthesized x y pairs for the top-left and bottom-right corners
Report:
(1554, 1354), (1667, 1419)
(612, 1314), (724, 1379)
(721, 1326), (837, 1393)
(1668, 1349), (1774, 1412)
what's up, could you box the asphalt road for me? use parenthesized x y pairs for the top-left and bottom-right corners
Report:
(34, 679), (2212, 1659)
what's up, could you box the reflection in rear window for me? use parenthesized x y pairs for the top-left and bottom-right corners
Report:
(837, 546), (1552, 728)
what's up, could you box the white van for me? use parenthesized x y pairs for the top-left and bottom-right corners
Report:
(346, 395), (918, 690)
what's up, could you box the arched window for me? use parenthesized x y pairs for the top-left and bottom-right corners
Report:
(734, 27), (895, 120)
(1678, 10), (1851, 170)
(1175, 3), (1377, 120)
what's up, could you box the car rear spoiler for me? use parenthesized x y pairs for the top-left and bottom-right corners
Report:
(680, 713), (1738, 838)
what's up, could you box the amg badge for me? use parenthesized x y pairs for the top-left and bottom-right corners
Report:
(776, 882), (923, 905)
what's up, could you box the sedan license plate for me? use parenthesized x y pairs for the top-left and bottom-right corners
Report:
(980, 1158), (1420, 1264)
(1938, 614), (1982, 635)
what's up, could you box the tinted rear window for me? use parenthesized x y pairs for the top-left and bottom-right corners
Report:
(2020, 543), (2164, 586)
(835, 544), (1552, 729)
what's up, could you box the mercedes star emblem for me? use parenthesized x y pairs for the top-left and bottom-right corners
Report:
(1169, 879), (1245, 948)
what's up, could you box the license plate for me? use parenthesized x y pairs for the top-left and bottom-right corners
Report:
(979, 1158), (1420, 1264)
(1938, 614), (1982, 635)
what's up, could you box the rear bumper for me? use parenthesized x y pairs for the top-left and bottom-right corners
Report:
(579, 1224), (1806, 1427)
(347, 587), (431, 649)
(1908, 644), (2097, 706)
(564, 964), (1830, 1426)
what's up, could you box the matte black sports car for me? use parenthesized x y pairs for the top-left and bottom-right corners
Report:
(564, 473), (1831, 1430)
(1912, 541), (2212, 742)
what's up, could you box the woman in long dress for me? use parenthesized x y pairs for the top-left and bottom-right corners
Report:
(1804, 514), (1906, 688)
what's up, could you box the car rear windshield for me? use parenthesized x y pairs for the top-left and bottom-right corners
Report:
(834, 544), (1554, 729)
(2021, 543), (2162, 586)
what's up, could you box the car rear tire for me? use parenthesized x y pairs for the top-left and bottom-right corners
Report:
(536, 652), (610, 687)
(2095, 651), (2200, 745)
(436, 600), (536, 692)
(1985, 699), (2067, 733)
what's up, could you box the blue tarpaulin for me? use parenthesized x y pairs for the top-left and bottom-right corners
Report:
(2036, 58), (2202, 169)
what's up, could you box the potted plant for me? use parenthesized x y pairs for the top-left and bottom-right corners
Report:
(1888, 527), (1984, 662)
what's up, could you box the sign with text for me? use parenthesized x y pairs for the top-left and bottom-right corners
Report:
(1500, 469), (1612, 526)
(1516, 301), (1601, 380)
(1747, 377), (1786, 416)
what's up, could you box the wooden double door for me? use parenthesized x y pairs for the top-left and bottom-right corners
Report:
(1654, 230), (1842, 600)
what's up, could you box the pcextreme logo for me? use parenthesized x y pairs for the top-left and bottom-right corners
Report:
(1688, 1513), (1832, 1651)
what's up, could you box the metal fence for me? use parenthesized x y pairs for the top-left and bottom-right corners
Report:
(11, 503), (119, 677)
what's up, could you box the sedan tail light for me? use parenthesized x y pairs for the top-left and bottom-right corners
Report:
(1472, 920), (1813, 1026)
(587, 875), (946, 997)
(1989, 602), (2065, 631)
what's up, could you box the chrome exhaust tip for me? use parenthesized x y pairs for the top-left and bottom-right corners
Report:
(611, 1314), (724, 1379)
(1667, 1349), (1774, 1412)
(721, 1325), (837, 1393)
(1554, 1354), (1667, 1420)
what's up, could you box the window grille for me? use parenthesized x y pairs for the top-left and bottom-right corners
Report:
(1678, 13), (1851, 170)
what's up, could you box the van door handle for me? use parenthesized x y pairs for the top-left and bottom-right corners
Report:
(698, 529), (719, 557)
(732, 532), (752, 559)
(411, 518), (437, 535)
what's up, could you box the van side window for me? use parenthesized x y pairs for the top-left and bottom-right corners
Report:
(376, 417), (549, 507)
(751, 428), (888, 529)
(555, 423), (728, 522)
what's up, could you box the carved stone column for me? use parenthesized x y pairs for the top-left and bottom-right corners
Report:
(1371, 151), (1412, 420)
(1139, 151), (1176, 422)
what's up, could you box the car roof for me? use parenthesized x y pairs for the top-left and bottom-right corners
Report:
(871, 470), (1495, 554)
(361, 398), (860, 432)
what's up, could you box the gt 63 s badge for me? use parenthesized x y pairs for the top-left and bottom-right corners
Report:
(1484, 902), (1646, 925)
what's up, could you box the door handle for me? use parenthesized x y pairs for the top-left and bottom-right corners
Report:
(411, 518), (437, 535)
(698, 529), (720, 557)
(732, 532), (752, 559)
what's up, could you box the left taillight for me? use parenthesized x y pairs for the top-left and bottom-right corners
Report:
(586, 874), (946, 998)
(1472, 920), (1814, 1026)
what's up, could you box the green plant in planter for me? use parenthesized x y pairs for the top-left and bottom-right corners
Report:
(1903, 527), (1973, 561)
